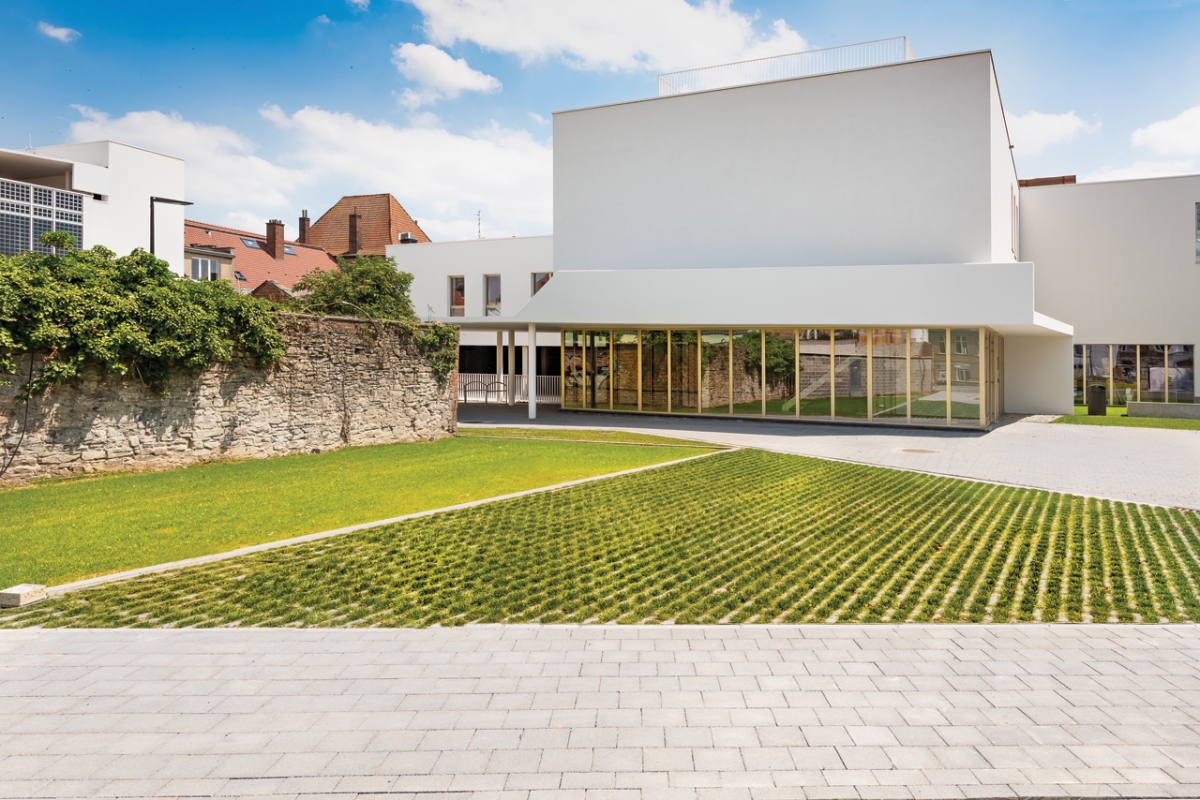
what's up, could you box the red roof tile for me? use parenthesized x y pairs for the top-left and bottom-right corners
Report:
(184, 220), (337, 291)
(306, 194), (431, 255)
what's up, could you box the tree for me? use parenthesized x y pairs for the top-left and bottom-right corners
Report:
(292, 254), (417, 321)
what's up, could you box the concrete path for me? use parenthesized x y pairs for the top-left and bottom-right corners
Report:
(2, 626), (1200, 800)
(458, 405), (1200, 510)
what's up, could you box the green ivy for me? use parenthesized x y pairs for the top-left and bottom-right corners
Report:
(0, 234), (285, 398)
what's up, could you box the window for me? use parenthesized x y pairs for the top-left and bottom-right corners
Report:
(449, 276), (465, 317)
(191, 258), (219, 281)
(532, 272), (552, 294)
(485, 275), (501, 316)
(954, 364), (972, 382)
(284, 245), (296, 256)
(953, 333), (970, 355)
(234, 270), (247, 282)
(240, 238), (260, 249)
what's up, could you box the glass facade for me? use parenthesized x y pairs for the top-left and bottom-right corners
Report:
(562, 327), (1001, 427)
(1169, 345), (1195, 404)
(1073, 343), (1196, 406)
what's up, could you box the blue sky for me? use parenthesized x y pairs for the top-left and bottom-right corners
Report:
(4, 0), (1200, 240)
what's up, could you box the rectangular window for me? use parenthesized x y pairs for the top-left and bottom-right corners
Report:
(449, 276), (465, 317)
(190, 258), (219, 281)
(953, 333), (969, 355)
(485, 275), (501, 316)
(532, 272), (552, 294)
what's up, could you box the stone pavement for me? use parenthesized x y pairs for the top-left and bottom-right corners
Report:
(457, 405), (1200, 510)
(3, 625), (1200, 800)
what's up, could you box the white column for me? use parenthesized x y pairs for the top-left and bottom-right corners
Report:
(507, 330), (516, 406)
(528, 323), (538, 419)
(495, 331), (503, 381)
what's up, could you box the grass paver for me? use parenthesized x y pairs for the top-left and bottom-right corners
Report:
(0, 435), (710, 588)
(4, 448), (1200, 629)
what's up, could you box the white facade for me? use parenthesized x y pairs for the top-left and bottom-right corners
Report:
(0, 141), (186, 274)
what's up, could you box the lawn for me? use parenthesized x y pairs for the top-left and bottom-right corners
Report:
(0, 434), (711, 588)
(1056, 406), (1200, 431)
(456, 427), (715, 446)
(6, 447), (1199, 628)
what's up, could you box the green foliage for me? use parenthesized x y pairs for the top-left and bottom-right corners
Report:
(39, 230), (78, 252)
(737, 330), (797, 385)
(5, 448), (1199, 628)
(292, 254), (459, 383)
(292, 254), (417, 321)
(0, 241), (284, 398)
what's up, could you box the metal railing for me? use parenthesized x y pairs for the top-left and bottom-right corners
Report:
(657, 37), (915, 97)
(458, 373), (562, 404)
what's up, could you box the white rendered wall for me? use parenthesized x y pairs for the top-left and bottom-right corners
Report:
(990, 70), (1019, 263)
(1020, 175), (1200, 350)
(554, 52), (1007, 272)
(1004, 335), (1073, 414)
(35, 141), (187, 275)
(386, 236), (558, 347)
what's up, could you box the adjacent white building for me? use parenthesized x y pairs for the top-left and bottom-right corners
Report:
(390, 37), (1190, 425)
(0, 141), (186, 274)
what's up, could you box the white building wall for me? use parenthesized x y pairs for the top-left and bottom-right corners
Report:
(34, 141), (187, 275)
(1020, 174), (1200, 349)
(554, 52), (1003, 273)
(1004, 335), (1074, 415)
(989, 70), (1019, 263)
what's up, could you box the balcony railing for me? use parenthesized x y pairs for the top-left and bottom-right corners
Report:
(657, 36), (915, 97)
(458, 373), (562, 404)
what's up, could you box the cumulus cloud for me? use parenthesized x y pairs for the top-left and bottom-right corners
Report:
(1082, 160), (1195, 183)
(38, 21), (80, 43)
(347, 0), (369, 10)
(392, 43), (501, 108)
(1131, 104), (1200, 157)
(1006, 110), (1097, 155)
(68, 106), (309, 209)
(410, 0), (806, 73)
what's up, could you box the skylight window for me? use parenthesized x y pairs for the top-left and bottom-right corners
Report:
(240, 238), (260, 249)
(284, 245), (296, 255)
(234, 271), (246, 281)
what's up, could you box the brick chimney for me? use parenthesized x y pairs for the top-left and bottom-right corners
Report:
(298, 210), (310, 244)
(348, 210), (362, 254)
(265, 219), (285, 261)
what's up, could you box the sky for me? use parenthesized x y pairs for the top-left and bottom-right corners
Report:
(4, 0), (1200, 241)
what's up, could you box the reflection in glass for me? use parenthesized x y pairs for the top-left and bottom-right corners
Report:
(797, 329), (833, 417)
(485, 275), (501, 317)
(949, 328), (980, 424)
(585, 330), (610, 409)
(701, 330), (731, 414)
(1086, 344), (1110, 405)
(1169, 345), (1195, 403)
(1113, 345), (1137, 406)
(731, 330), (764, 414)
(641, 330), (669, 412)
(611, 331), (639, 410)
(1073, 345), (1083, 406)
(834, 329), (868, 418)
(563, 330), (584, 408)
(670, 330), (698, 412)
(1140, 345), (1166, 402)
(910, 329), (946, 421)
(764, 330), (798, 415)
(872, 329), (907, 418)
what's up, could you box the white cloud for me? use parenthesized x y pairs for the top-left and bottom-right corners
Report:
(1131, 104), (1200, 157)
(1082, 160), (1195, 183)
(314, 14), (331, 24)
(38, 21), (80, 43)
(529, 112), (548, 124)
(410, 0), (806, 73)
(392, 43), (501, 108)
(68, 106), (309, 210)
(347, 0), (369, 10)
(1006, 110), (1097, 155)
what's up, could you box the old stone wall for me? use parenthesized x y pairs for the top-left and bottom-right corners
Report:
(0, 315), (457, 483)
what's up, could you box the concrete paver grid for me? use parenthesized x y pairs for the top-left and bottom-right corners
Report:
(457, 405), (1200, 510)
(2, 625), (1200, 799)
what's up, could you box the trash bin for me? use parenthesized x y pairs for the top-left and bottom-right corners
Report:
(1087, 384), (1107, 416)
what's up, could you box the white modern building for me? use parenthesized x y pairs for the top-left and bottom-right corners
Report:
(0, 141), (186, 274)
(389, 38), (1197, 426)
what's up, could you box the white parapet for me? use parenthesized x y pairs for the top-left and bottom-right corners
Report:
(0, 584), (47, 608)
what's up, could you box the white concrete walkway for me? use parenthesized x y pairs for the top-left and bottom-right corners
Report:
(2, 626), (1200, 800)
(458, 406), (1200, 510)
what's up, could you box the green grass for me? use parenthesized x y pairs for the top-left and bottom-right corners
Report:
(7, 448), (1199, 629)
(456, 427), (717, 447)
(1056, 407), (1200, 431)
(0, 437), (709, 588)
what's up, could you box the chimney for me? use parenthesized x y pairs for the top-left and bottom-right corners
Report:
(348, 210), (362, 254)
(298, 210), (309, 244)
(265, 219), (285, 261)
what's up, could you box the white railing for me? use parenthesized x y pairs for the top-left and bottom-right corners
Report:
(457, 373), (562, 404)
(657, 37), (915, 97)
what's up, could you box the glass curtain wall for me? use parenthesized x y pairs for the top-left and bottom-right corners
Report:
(641, 330), (669, 411)
(834, 330), (868, 419)
(563, 330), (584, 408)
(1140, 345), (1166, 402)
(1169, 345), (1195, 403)
(1113, 346), (1137, 407)
(949, 328), (981, 425)
(585, 330), (610, 409)
(1086, 344), (1111, 404)
(910, 329), (946, 422)
(798, 329), (833, 418)
(701, 330), (731, 414)
(670, 330), (698, 412)
(612, 331), (639, 410)
(764, 330), (798, 415)
(731, 330), (764, 415)
(872, 329), (907, 419)
(1073, 345), (1084, 405)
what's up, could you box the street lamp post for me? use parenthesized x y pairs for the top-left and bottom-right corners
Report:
(149, 196), (193, 255)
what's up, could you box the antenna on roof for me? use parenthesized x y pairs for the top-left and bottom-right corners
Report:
(477, 210), (481, 239)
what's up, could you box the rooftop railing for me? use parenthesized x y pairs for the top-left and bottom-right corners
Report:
(657, 36), (915, 97)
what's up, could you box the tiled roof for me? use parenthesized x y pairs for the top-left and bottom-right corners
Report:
(184, 220), (336, 291)
(306, 194), (431, 255)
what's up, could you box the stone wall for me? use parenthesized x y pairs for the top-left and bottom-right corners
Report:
(0, 314), (457, 483)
